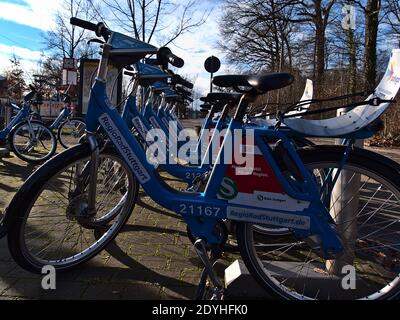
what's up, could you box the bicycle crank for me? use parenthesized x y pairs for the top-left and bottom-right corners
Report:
(193, 239), (225, 300)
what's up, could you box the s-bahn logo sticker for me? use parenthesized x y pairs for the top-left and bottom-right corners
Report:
(218, 177), (238, 200)
(227, 207), (310, 230)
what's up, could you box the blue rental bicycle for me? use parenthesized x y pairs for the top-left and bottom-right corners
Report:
(32, 85), (86, 149)
(3, 19), (400, 300)
(0, 86), (57, 163)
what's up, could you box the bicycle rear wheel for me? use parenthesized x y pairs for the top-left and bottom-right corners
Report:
(6, 144), (137, 273)
(237, 145), (400, 300)
(58, 118), (86, 149)
(9, 120), (57, 163)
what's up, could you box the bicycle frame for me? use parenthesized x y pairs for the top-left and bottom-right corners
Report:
(49, 105), (71, 131)
(86, 78), (347, 255)
(121, 87), (227, 183)
(0, 103), (31, 140)
(83, 31), (392, 257)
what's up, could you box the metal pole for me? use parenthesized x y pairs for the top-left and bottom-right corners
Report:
(326, 108), (362, 275)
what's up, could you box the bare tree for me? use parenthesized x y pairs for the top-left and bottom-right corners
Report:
(218, 0), (298, 72)
(355, 0), (382, 92)
(329, 1), (364, 98)
(43, 0), (100, 59)
(4, 56), (26, 102)
(290, 0), (337, 101)
(100, 0), (210, 45)
(383, 0), (400, 47)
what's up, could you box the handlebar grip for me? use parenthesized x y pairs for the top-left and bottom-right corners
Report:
(176, 86), (192, 97)
(124, 71), (135, 77)
(70, 17), (98, 32)
(176, 75), (194, 89)
(24, 91), (36, 102)
(158, 47), (184, 68)
(168, 53), (184, 68)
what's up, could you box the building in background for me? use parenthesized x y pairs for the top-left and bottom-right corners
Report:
(0, 75), (8, 129)
(0, 75), (6, 98)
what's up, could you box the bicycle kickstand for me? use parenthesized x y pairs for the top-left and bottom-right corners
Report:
(193, 239), (224, 300)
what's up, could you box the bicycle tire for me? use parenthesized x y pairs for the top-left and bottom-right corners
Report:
(57, 117), (86, 149)
(236, 145), (400, 300)
(8, 120), (57, 164)
(6, 144), (138, 273)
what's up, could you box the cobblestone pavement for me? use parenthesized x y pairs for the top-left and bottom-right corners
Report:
(0, 132), (399, 300)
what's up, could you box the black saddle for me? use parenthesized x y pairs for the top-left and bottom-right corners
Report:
(200, 92), (242, 105)
(213, 73), (294, 94)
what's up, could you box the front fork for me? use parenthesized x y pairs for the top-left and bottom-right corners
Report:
(86, 132), (100, 215)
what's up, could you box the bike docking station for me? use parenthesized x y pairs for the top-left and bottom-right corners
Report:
(3, 14), (400, 302)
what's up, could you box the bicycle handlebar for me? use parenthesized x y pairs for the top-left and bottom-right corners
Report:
(70, 17), (109, 38)
(157, 47), (184, 68)
(24, 85), (36, 102)
(175, 75), (194, 89)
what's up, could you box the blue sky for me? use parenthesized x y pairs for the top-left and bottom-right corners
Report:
(0, 0), (226, 94)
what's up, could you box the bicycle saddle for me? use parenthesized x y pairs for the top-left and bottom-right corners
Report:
(201, 93), (242, 105)
(213, 73), (294, 94)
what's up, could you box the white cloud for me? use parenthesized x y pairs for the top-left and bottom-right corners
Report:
(0, 43), (42, 79)
(0, 0), (61, 31)
(168, 5), (229, 98)
(0, 43), (42, 61)
(0, 0), (234, 97)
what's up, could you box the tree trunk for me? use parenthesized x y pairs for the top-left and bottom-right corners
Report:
(314, 1), (326, 110)
(364, 0), (380, 92)
(348, 28), (357, 100)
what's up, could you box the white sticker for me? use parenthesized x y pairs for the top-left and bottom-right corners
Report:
(227, 206), (310, 230)
(132, 116), (149, 141)
(149, 116), (162, 130)
(99, 114), (151, 184)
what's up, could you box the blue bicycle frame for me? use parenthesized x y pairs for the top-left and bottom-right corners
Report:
(48, 105), (71, 131)
(121, 89), (228, 183)
(0, 103), (32, 140)
(86, 79), (347, 256)
(84, 30), (387, 257)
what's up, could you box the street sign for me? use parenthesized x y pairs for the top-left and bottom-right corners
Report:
(204, 56), (221, 74)
(204, 56), (221, 93)
(62, 70), (78, 86)
(63, 58), (78, 71)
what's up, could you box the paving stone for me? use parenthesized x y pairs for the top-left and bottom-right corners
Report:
(6, 267), (42, 280)
(121, 283), (162, 300)
(40, 281), (89, 300)
(161, 286), (197, 300)
(2, 278), (44, 298)
(0, 261), (16, 276)
(0, 277), (18, 295)
(81, 282), (126, 300)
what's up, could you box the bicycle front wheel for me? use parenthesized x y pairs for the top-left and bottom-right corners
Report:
(58, 118), (86, 149)
(6, 144), (138, 273)
(237, 145), (400, 300)
(9, 120), (57, 163)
